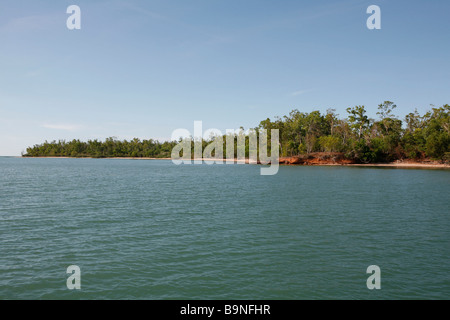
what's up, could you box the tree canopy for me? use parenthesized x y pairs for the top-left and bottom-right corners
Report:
(23, 103), (450, 163)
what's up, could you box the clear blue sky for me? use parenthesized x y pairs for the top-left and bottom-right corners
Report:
(1, 0), (449, 155)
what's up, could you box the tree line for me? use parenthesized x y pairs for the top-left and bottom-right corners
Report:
(259, 102), (449, 163)
(23, 137), (177, 158)
(23, 102), (449, 163)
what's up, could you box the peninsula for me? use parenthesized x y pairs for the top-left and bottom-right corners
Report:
(23, 103), (449, 167)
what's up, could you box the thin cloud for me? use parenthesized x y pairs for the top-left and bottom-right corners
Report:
(291, 89), (313, 96)
(0, 13), (61, 33)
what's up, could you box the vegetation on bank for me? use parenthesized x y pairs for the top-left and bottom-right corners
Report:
(23, 102), (450, 163)
(23, 138), (177, 159)
(260, 102), (449, 163)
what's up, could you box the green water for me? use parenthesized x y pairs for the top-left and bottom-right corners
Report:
(0, 157), (449, 299)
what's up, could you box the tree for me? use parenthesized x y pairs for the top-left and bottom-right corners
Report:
(377, 101), (397, 120)
(23, 103), (449, 163)
(405, 109), (423, 133)
(325, 108), (339, 136)
(347, 105), (370, 139)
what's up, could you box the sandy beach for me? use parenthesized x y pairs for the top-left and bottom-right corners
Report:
(20, 156), (450, 169)
(342, 163), (450, 169)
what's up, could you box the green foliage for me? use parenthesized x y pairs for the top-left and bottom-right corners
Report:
(351, 140), (376, 163)
(318, 136), (343, 153)
(24, 138), (178, 158)
(24, 103), (450, 163)
(377, 101), (397, 120)
(368, 137), (389, 162)
(346, 105), (370, 139)
(425, 132), (449, 159)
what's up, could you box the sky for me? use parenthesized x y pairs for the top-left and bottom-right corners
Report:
(0, 0), (449, 156)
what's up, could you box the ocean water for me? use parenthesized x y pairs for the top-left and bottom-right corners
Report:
(0, 157), (449, 300)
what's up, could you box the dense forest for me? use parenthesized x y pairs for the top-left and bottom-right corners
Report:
(23, 102), (450, 163)
(23, 138), (178, 159)
(260, 102), (449, 163)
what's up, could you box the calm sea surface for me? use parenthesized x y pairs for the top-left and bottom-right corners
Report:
(0, 157), (449, 299)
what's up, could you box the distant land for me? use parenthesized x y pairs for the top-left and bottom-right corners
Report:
(23, 103), (449, 166)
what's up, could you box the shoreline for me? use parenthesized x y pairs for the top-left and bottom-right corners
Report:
(340, 163), (450, 169)
(18, 156), (450, 168)
(18, 156), (172, 160)
(303, 163), (450, 169)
